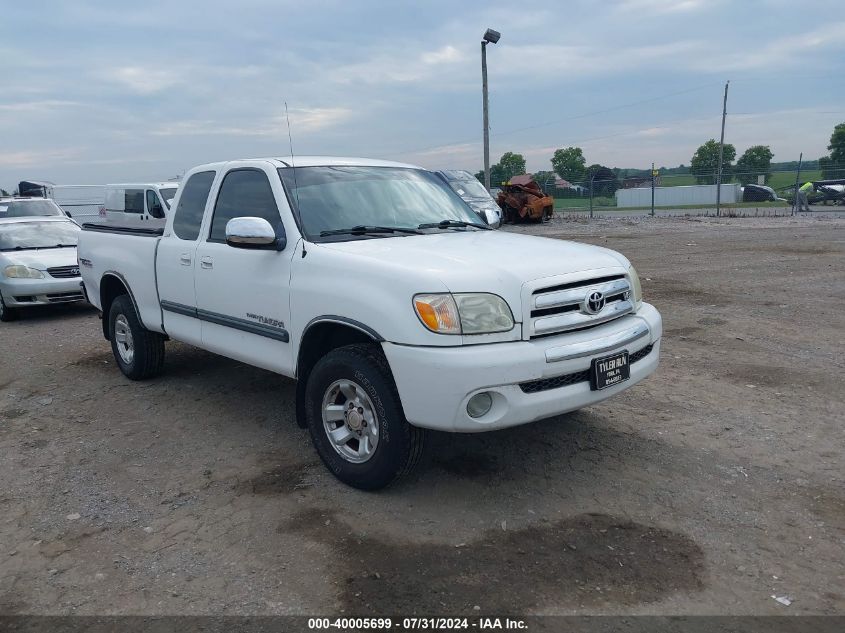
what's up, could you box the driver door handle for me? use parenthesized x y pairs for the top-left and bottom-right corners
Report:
(180, 253), (191, 265)
(200, 256), (213, 269)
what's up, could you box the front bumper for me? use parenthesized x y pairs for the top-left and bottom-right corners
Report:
(0, 277), (86, 307)
(383, 302), (662, 432)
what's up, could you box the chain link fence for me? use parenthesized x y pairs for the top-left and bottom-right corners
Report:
(530, 163), (845, 218)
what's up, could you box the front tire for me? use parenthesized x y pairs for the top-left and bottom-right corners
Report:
(109, 294), (165, 380)
(304, 344), (425, 490)
(0, 292), (18, 322)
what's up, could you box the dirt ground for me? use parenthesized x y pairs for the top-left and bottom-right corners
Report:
(0, 215), (842, 616)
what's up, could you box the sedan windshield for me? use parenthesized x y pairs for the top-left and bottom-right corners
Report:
(0, 221), (80, 251)
(448, 178), (492, 200)
(0, 200), (64, 218)
(278, 166), (481, 240)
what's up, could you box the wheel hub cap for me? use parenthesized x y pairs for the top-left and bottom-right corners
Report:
(114, 314), (135, 365)
(321, 379), (379, 464)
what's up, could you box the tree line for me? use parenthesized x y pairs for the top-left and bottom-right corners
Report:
(476, 121), (845, 191)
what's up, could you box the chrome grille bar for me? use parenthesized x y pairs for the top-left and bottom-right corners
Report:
(534, 277), (630, 311)
(533, 299), (634, 336)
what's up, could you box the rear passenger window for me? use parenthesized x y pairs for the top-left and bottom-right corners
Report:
(124, 189), (144, 214)
(209, 169), (283, 242)
(172, 171), (215, 241)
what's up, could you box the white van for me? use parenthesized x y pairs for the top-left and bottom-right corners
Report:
(101, 183), (179, 226)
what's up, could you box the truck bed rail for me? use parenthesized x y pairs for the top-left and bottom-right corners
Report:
(81, 223), (164, 236)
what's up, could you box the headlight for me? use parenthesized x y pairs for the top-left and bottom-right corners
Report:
(4, 265), (44, 279)
(414, 293), (514, 334)
(627, 265), (643, 308)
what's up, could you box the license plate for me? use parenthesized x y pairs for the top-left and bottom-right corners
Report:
(590, 351), (630, 391)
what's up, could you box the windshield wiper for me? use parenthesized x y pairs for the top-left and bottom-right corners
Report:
(320, 225), (422, 237)
(418, 219), (491, 231)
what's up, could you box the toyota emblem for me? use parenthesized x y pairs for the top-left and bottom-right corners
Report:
(584, 290), (605, 315)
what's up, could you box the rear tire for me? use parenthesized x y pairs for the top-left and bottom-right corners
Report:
(108, 294), (165, 380)
(0, 292), (18, 322)
(304, 343), (425, 490)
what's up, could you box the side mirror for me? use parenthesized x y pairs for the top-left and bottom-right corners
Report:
(149, 204), (165, 219)
(225, 217), (285, 250)
(480, 208), (501, 229)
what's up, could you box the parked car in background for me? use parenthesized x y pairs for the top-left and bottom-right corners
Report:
(17, 181), (105, 224)
(742, 184), (784, 203)
(433, 170), (502, 227)
(78, 156), (661, 490)
(100, 183), (179, 227)
(0, 216), (85, 321)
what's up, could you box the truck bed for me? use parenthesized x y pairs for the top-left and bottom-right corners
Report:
(79, 224), (165, 333)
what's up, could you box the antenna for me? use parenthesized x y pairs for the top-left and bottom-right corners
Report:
(284, 102), (301, 211)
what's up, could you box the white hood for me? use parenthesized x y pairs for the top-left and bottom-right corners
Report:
(318, 230), (629, 312)
(0, 247), (78, 270)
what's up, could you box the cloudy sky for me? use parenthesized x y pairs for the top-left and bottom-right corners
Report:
(1, 0), (844, 189)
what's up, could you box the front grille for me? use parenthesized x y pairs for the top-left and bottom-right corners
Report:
(628, 344), (654, 364)
(47, 265), (81, 278)
(47, 292), (84, 303)
(519, 344), (654, 394)
(528, 274), (633, 339)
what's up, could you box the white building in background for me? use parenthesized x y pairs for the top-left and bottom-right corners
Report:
(616, 183), (741, 208)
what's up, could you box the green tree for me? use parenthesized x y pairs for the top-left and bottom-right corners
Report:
(585, 164), (619, 197)
(817, 123), (845, 180)
(828, 122), (845, 166)
(690, 139), (736, 185)
(551, 147), (586, 183)
(497, 152), (526, 182)
(735, 145), (774, 185)
(818, 156), (840, 180)
(476, 151), (526, 186)
(532, 170), (556, 193)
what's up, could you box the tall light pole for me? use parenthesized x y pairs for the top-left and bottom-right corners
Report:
(715, 80), (729, 217)
(481, 28), (500, 191)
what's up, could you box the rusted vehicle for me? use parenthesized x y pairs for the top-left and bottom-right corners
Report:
(496, 177), (554, 223)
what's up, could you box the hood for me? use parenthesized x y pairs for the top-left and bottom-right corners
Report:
(0, 247), (78, 270)
(464, 197), (499, 211)
(317, 230), (628, 313)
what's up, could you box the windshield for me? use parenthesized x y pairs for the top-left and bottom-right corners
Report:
(159, 187), (178, 209)
(0, 221), (80, 251)
(278, 166), (481, 240)
(448, 178), (492, 200)
(0, 200), (64, 218)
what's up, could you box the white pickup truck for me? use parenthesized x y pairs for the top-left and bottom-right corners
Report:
(78, 157), (662, 489)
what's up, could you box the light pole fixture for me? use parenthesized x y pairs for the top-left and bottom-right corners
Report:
(481, 28), (500, 191)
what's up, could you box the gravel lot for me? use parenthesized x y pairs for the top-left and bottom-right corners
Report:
(0, 215), (842, 616)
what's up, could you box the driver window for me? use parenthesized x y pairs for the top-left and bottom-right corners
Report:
(209, 169), (284, 242)
(145, 190), (164, 218)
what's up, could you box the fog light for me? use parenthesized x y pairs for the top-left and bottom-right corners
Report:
(466, 392), (493, 418)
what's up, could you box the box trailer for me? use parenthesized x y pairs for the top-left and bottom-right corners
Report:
(18, 181), (105, 224)
(616, 183), (741, 208)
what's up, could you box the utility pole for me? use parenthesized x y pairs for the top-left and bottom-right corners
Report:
(651, 162), (656, 216)
(481, 29), (500, 191)
(715, 81), (729, 217)
(482, 41), (490, 190)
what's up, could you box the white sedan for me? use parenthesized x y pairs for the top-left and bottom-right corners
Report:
(0, 216), (86, 321)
